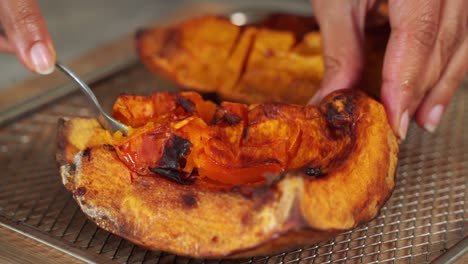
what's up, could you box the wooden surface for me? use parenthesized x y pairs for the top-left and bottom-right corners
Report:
(457, 254), (467, 264)
(0, 226), (83, 264)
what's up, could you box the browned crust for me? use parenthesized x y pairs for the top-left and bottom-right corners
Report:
(56, 90), (398, 258)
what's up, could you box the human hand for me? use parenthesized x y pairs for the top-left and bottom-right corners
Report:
(310, 0), (468, 140)
(0, 0), (55, 74)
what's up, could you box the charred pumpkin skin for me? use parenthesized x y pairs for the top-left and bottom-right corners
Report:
(56, 90), (398, 258)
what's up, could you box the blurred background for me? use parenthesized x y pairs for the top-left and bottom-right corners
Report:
(0, 0), (312, 90)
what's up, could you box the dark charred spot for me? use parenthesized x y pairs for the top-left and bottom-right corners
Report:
(338, 94), (354, 115)
(181, 193), (198, 208)
(333, 95), (346, 100)
(178, 157), (187, 169)
(149, 168), (196, 185)
(326, 103), (340, 126)
(224, 112), (242, 125)
(212, 106), (225, 125)
(211, 236), (219, 243)
(158, 134), (192, 170)
(200, 92), (221, 104)
(242, 125), (249, 139)
(150, 134), (195, 185)
(75, 187), (87, 196)
(305, 167), (326, 177)
(325, 95), (354, 129)
(103, 144), (116, 152)
(212, 107), (242, 126)
(176, 97), (196, 113)
(82, 148), (91, 161)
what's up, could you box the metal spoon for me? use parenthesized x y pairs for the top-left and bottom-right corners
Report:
(55, 62), (130, 135)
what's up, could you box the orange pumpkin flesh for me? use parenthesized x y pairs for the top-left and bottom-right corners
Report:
(56, 90), (398, 258)
(110, 91), (356, 185)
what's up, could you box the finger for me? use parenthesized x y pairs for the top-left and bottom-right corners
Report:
(414, 0), (468, 132)
(0, 0), (55, 74)
(309, 0), (374, 105)
(0, 24), (13, 52)
(380, 0), (441, 140)
(415, 36), (468, 132)
(0, 35), (14, 52)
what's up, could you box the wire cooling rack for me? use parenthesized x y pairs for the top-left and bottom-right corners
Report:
(0, 63), (466, 263)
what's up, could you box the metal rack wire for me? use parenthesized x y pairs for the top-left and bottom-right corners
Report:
(0, 64), (466, 263)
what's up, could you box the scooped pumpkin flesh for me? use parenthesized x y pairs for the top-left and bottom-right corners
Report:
(110, 91), (357, 185)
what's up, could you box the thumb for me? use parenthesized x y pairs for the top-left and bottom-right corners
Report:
(309, 0), (372, 104)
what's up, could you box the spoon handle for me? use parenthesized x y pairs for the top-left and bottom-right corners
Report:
(56, 62), (129, 135)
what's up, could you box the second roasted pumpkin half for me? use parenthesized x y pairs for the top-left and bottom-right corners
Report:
(136, 13), (389, 104)
(57, 90), (398, 258)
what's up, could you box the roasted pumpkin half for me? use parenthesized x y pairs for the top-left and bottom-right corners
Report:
(136, 13), (389, 104)
(56, 90), (398, 258)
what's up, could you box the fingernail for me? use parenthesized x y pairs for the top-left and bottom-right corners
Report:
(399, 110), (409, 140)
(29, 42), (54, 74)
(424, 104), (444, 133)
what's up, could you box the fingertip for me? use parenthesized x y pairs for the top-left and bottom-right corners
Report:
(415, 97), (447, 134)
(381, 81), (409, 140)
(308, 90), (322, 105)
(0, 0), (56, 74)
(308, 61), (363, 105)
(398, 109), (409, 140)
(422, 104), (444, 133)
(28, 41), (55, 75)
